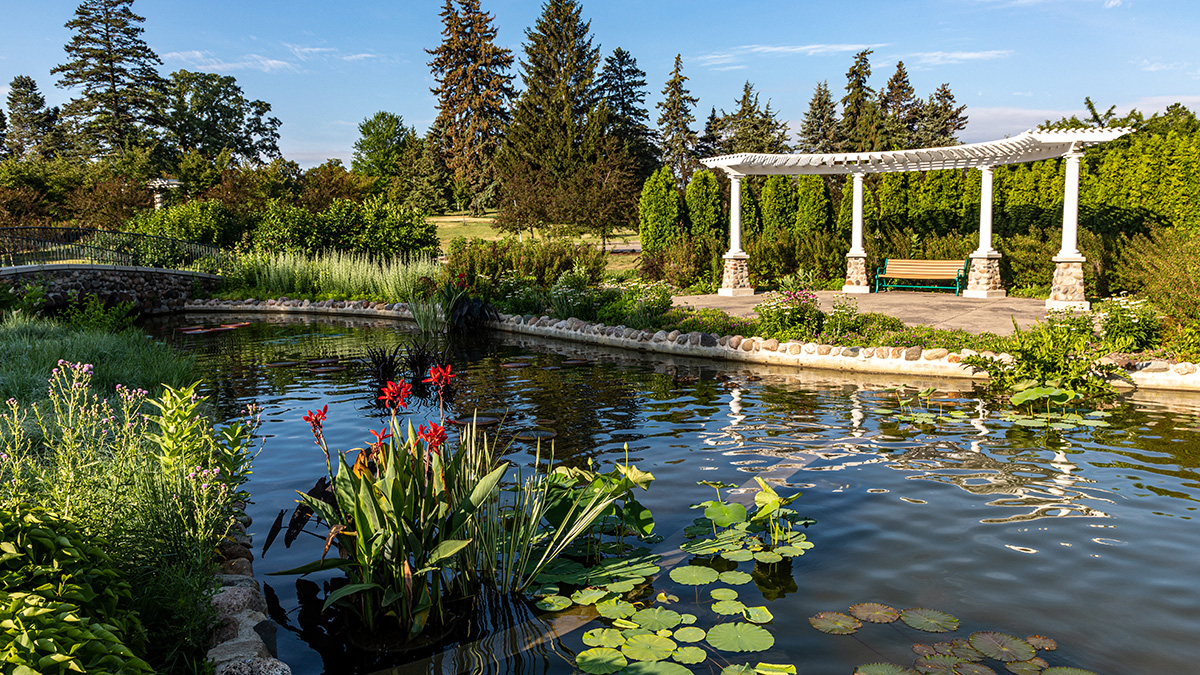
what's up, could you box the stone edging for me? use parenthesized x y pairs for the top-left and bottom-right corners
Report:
(181, 296), (1200, 393)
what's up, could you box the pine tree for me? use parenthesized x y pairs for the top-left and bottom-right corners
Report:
(914, 83), (968, 147)
(695, 107), (723, 158)
(840, 49), (878, 152)
(879, 61), (920, 150)
(598, 47), (657, 182)
(5, 76), (64, 159)
(52, 0), (166, 155)
(656, 54), (699, 187)
(718, 82), (790, 154)
(426, 0), (514, 208)
(797, 81), (839, 154)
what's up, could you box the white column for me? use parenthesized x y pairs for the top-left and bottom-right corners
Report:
(974, 165), (996, 256)
(1057, 151), (1083, 260)
(849, 172), (865, 256)
(728, 174), (743, 255)
(964, 165), (1005, 299)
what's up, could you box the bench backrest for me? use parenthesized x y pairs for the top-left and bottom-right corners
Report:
(880, 258), (967, 279)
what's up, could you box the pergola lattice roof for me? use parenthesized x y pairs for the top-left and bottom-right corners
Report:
(701, 128), (1133, 176)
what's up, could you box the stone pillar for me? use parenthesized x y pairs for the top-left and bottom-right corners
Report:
(964, 166), (1006, 298)
(1047, 150), (1088, 310)
(719, 174), (753, 296)
(842, 172), (870, 293)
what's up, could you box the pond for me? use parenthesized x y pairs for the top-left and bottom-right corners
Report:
(149, 314), (1200, 675)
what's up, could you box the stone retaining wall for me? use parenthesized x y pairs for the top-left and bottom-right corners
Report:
(0, 264), (221, 314)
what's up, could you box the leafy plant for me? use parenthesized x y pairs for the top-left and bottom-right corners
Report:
(753, 290), (823, 339)
(1095, 294), (1161, 352)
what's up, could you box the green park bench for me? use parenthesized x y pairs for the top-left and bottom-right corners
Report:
(874, 258), (970, 295)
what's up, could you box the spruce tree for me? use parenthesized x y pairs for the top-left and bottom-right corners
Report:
(840, 49), (879, 152)
(797, 81), (839, 154)
(717, 82), (790, 154)
(598, 47), (657, 182)
(5, 76), (63, 159)
(879, 61), (920, 150)
(52, 0), (166, 155)
(914, 83), (968, 147)
(656, 54), (699, 187)
(426, 0), (514, 208)
(695, 107), (723, 158)
(0, 110), (6, 160)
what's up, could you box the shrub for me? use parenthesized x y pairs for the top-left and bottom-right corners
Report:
(251, 199), (317, 253)
(128, 199), (245, 247)
(754, 290), (823, 339)
(1115, 226), (1200, 323)
(638, 167), (683, 255)
(685, 169), (723, 235)
(1163, 321), (1200, 362)
(548, 269), (597, 320)
(658, 307), (759, 337)
(1095, 294), (1162, 352)
(355, 195), (439, 257)
(445, 237), (606, 295)
(639, 228), (724, 291)
(597, 279), (675, 329)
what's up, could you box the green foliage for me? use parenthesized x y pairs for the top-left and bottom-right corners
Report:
(227, 249), (440, 303)
(685, 169), (723, 235)
(753, 290), (824, 339)
(639, 227), (724, 292)
(351, 111), (417, 178)
(549, 268), (598, 320)
(1095, 294), (1161, 352)
(1115, 226), (1200, 322)
(160, 69), (281, 165)
(445, 237), (606, 295)
(639, 167), (683, 255)
(794, 175), (831, 233)
(760, 176), (797, 233)
(1164, 321), (1200, 362)
(248, 195), (437, 257)
(60, 291), (135, 333)
(596, 279), (674, 330)
(656, 54), (700, 185)
(128, 198), (244, 247)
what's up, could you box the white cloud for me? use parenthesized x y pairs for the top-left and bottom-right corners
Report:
(163, 50), (296, 73)
(1120, 94), (1200, 113)
(911, 50), (1013, 66)
(285, 44), (338, 61)
(342, 53), (378, 62)
(696, 43), (886, 70)
(1136, 59), (1186, 73)
(961, 105), (1079, 142)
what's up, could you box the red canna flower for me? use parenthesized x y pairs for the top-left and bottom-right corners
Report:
(378, 380), (411, 410)
(368, 427), (392, 450)
(417, 421), (447, 452)
(423, 364), (456, 389)
(303, 404), (328, 432)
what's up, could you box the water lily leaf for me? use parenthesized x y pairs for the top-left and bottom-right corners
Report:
(913, 654), (963, 673)
(968, 632), (1035, 663)
(933, 642), (954, 655)
(850, 603), (900, 624)
(669, 565), (719, 585)
(1040, 669), (1099, 675)
(706, 622), (775, 652)
(1048, 423), (1076, 430)
(710, 588), (739, 600)
(721, 549), (755, 562)
(596, 598), (637, 619)
(700, 480), (739, 490)
(622, 662), (693, 675)
(742, 606), (774, 624)
(1014, 418), (1047, 428)
(720, 666), (756, 675)
(656, 629), (673, 637)
(713, 599), (748, 615)
(606, 580), (637, 594)
(1026, 636), (1057, 651)
(621, 634), (676, 662)
(613, 619), (640, 630)
(656, 592), (679, 604)
(706, 502), (748, 527)
(854, 665), (919, 675)
(573, 588), (612, 606)
(536, 558), (588, 584)
(949, 639), (985, 662)
(583, 628), (627, 648)
(912, 644), (936, 657)
(953, 663), (996, 675)
(1075, 419), (1110, 427)
(755, 665), (796, 674)
(674, 626), (706, 643)
(774, 544), (811, 557)
(535, 595), (571, 611)
(678, 613), (697, 625)
(672, 646), (707, 664)
(632, 607), (682, 631)
(809, 611), (862, 635)
(900, 608), (959, 633)
(577, 647), (627, 674)
(753, 551), (783, 564)
(1004, 658), (1048, 675)
(719, 571), (753, 585)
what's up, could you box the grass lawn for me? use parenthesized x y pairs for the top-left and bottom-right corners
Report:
(430, 212), (638, 251)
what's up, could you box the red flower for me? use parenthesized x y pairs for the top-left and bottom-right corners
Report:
(423, 364), (456, 389)
(368, 427), (392, 450)
(303, 404), (328, 432)
(378, 380), (411, 410)
(417, 422), (447, 452)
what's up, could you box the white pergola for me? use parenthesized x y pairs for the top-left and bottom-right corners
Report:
(701, 128), (1132, 310)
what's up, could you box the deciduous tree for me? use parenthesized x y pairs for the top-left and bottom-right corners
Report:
(160, 70), (281, 165)
(352, 111), (418, 179)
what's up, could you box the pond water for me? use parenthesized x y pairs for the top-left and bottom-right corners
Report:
(148, 314), (1200, 675)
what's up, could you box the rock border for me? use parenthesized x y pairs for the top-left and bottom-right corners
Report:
(180, 297), (1200, 393)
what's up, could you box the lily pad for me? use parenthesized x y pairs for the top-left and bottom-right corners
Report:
(632, 607), (682, 631)
(596, 598), (637, 619)
(1026, 636), (1057, 651)
(954, 664), (997, 675)
(968, 632), (1035, 663)
(668, 626), (703, 643)
(913, 654), (964, 673)
(718, 570), (753, 585)
(712, 599), (748, 615)
(753, 550), (783, 564)
(742, 606), (774, 624)
(515, 428), (557, 441)
(576, 647), (627, 674)
(720, 666), (756, 675)
(854, 665), (920, 675)
(754, 665), (796, 675)
(606, 580), (638, 594)
(672, 646), (707, 664)
(850, 602), (900, 624)
(710, 588), (739, 600)
(721, 549), (755, 562)
(912, 644), (936, 657)
(572, 588), (611, 606)
(705, 502), (748, 527)
(669, 565), (719, 585)
(899, 608), (959, 633)
(809, 611), (862, 635)
(621, 663), (693, 675)
(535, 595), (571, 611)
(1004, 659), (1048, 675)
(1040, 670), (1099, 675)
(706, 622), (775, 653)
(621, 634), (676, 662)
(678, 613), (697, 625)
(774, 544), (812, 557)
(583, 628), (627, 648)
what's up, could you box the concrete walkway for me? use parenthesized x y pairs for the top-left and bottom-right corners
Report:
(673, 290), (1049, 336)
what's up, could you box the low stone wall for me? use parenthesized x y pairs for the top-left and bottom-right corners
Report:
(182, 297), (1200, 393)
(0, 264), (221, 314)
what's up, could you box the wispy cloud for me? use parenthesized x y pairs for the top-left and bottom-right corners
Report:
(910, 50), (1012, 66)
(342, 53), (379, 62)
(1136, 58), (1186, 73)
(285, 44), (338, 61)
(696, 43), (886, 70)
(163, 50), (296, 73)
(961, 105), (1077, 142)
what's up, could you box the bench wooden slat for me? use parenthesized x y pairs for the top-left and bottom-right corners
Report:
(875, 258), (968, 295)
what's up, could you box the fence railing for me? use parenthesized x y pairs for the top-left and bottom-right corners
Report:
(0, 227), (230, 274)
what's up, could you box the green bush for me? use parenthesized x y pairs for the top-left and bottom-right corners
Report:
(638, 167), (683, 255)
(128, 199), (245, 248)
(597, 279), (674, 329)
(445, 237), (606, 295)
(1115, 226), (1200, 323)
(1164, 321), (1200, 362)
(684, 169), (723, 235)
(658, 307), (759, 337)
(60, 291), (135, 333)
(753, 290), (824, 339)
(1095, 294), (1161, 352)
(638, 228), (724, 291)
(251, 199), (318, 253)
(355, 195), (438, 257)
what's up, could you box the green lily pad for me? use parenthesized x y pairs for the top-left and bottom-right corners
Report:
(753, 550), (783, 564)
(954, 663), (997, 675)
(678, 613), (697, 625)
(583, 628), (627, 648)
(577, 647), (627, 674)
(673, 626), (706, 643)
(1004, 659), (1048, 675)
(572, 588), (611, 606)
(809, 611), (862, 635)
(621, 663), (693, 675)
(949, 639), (985, 661)
(533, 584), (559, 597)
(712, 599), (748, 615)
(742, 606), (774, 624)
(1040, 669), (1099, 675)
(913, 654), (964, 673)
(656, 629), (673, 638)
(854, 665), (919, 675)
(706, 622), (775, 653)
(718, 570), (753, 585)
(535, 595), (571, 611)
(606, 580), (638, 594)
(899, 608), (959, 633)
(754, 665), (796, 675)
(850, 602), (900, 623)
(710, 588), (739, 600)
(613, 619), (640, 630)
(720, 666), (756, 675)
(672, 646), (707, 664)
(621, 634), (676, 662)
(774, 543), (812, 557)
(912, 644), (936, 657)
(1026, 636), (1057, 651)
(669, 565), (719, 585)
(632, 607), (682, 631)
(705, 502), (748, 527)
(969, 633), (1035, 663)
(596, 598), (637, 619)
(721, 549), (755, 562)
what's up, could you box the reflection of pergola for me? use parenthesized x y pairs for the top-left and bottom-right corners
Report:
(701, 128), (1132, 310)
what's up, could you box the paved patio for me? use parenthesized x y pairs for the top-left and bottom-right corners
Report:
(673, 290), (1050, 336)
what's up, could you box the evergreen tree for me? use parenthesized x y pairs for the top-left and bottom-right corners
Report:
(840, 49), (879, 152)
(685, 169), (723, 236)
(797, 81), (839, 154)
(717, 82), (790, 154)
(695, 107), (723, 159)
(760, 175), (797, 232)
(656, 54), (699, 186)
(0, 110), (6, 160)
(5, 76), (64, 159)
(52, 0), (167, 155)
(405, 130), (451, 215)
(879, 61), (920, 150)
(638, 166), (682, 254)
(598, 47), (657, 181)
(426, 0), (515, 209)
(914, 83), (968, 147)
(794, 175), (831, 233)
(161, 70), (281, 164)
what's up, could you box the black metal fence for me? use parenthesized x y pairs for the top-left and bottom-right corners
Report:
(0, 227), (230, 273)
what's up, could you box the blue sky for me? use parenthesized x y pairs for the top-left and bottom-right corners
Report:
(3, 0), (1198, 166)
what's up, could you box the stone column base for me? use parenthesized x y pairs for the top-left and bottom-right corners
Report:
(842, 255), (870, 294)
(963, 254), (1006, 298)
(719, 254), (754, 297)
(1046, 259), (1088, 311)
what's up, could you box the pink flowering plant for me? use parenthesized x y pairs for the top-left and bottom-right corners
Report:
(754, 289), (825, 339)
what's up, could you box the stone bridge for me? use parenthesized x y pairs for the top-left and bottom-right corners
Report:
(0, 263), (222, 314)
